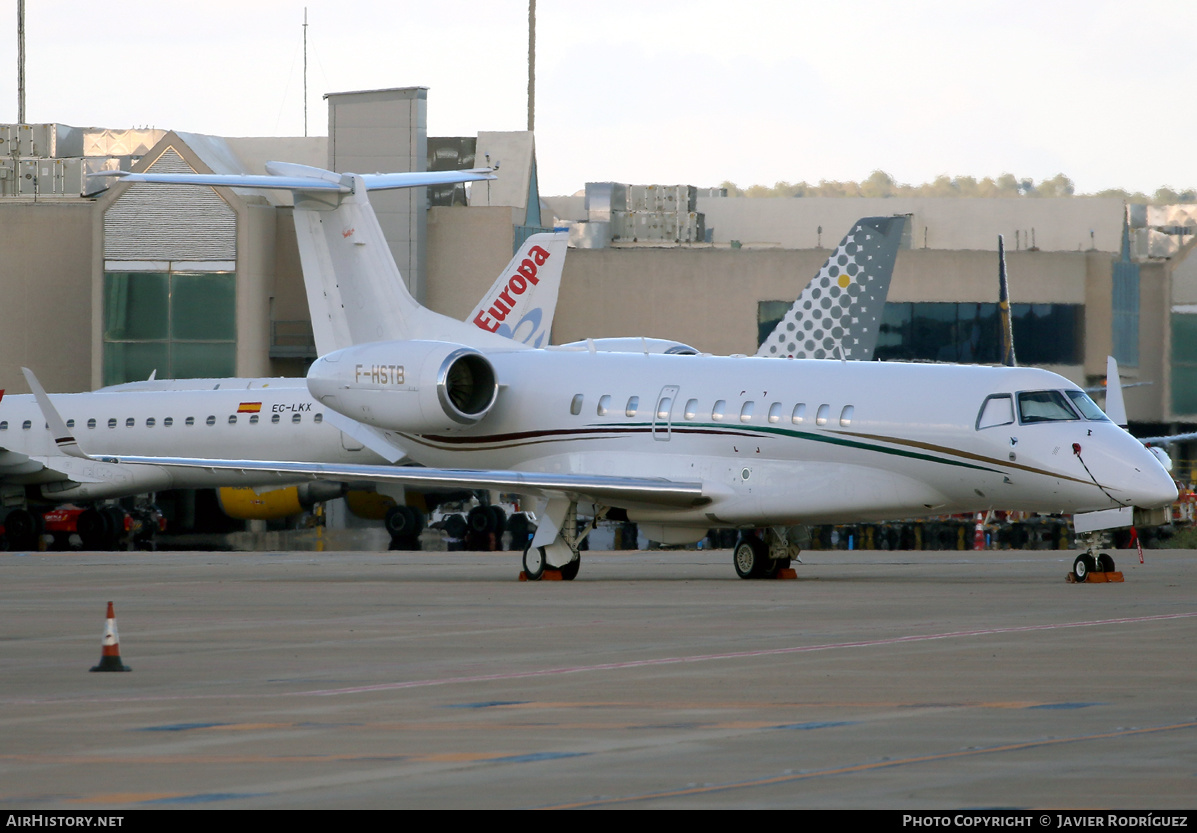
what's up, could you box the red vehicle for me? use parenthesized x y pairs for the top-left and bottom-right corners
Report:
(1, 504), (164, 551)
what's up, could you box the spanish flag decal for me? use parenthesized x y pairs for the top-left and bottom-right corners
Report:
(237, 402), (262, 414)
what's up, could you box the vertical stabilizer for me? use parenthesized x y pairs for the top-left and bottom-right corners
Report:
(293, 174), (529, 353)
(466, 232), (569, 347)
(998, 234), (1017, 367)
(1105, 356), (1129, 427)
(757, 216), (907, 359)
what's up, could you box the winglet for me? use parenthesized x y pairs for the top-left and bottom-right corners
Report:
(1104, 356), (1129, 427)
(21, 368), (89, 459)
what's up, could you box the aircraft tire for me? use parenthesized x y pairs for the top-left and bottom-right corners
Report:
(1072, 553), (1095, 582)
(1097, 553), (1116, 573)
(468, 505), (495, 534)
(4, 509), (41, 551)
(733, 536), (766, 579)
(384, 505), (420, 539)
(523, 545), (546, 581)
(443, 513), (467, 540)
(77, 508), (108, 551)
(560, 557), (580, 581)
(488, 505), (507, 535)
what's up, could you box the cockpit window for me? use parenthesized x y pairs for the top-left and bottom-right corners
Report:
(976, 394), (1015, 429)
(1017, 390), (1079, 424)
(1064, 390), (1110, 421)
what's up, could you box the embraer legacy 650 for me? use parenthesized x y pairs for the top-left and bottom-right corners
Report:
(30, 166), (1178, 581)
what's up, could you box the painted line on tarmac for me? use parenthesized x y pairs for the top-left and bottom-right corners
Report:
(538, 719), (1197, 809)
(10, 612), (1194, 705)
(298, 611), (1197, 697)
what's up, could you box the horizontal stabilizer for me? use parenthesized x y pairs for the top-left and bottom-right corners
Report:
(89, 165), (496, 194)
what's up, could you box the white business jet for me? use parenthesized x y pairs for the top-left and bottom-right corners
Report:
(32, 168), (1178, 580)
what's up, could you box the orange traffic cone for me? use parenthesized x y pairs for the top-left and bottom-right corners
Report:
(90, 601), (131, 672)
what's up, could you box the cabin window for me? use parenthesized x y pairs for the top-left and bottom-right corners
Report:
(108, 418), (117, 429)
(712, 400), (727, 421)
(976, 394), (1015, 429)
(314, 413), (323, 424)
(625, 396), (639, 417)
(292, 413), (302, 424)
(740, 401), (755, 423)
(768, 402), (782, 423)
(1017, 391), (1079, 424)
(0, 421), (6, 430)
(249, 414), (259, 425)
(87, 419), (96, 429)
(684, 399), (698, 420)
(22, 420), (31, 430)
(185, 417), (195, 426)
(163, 417), (173, 427)
(66, 419), (75, 429)
(657, 397), (673, 420)
(206, 415), (216, 426)
(146, 418), (155, 427)
(815, 404), (831, 426)
(125, 418), (135, 428)
(570, 394), (584, 415)
(272, 414), (281, 424)
(792, 403), (807, 424)
(597, 394), (611, 416)
(228, 415), (238, 425)
(839, 405), (854, 427)
(1064, 390), (1110, 421)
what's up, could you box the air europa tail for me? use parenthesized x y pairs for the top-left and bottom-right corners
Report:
(466, 232), (569, 347)
(756, 215), (908, 360)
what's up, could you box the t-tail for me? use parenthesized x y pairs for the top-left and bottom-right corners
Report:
(466, 231), (569, 348)
(756, 215), (908, 360)
(91, 162), (526, 354)
(998, 234), (1017, 367)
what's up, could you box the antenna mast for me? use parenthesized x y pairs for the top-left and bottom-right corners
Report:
(303, 8), (308, 137)
(527, 0), (535, 132)
(17, 0), (25, 124)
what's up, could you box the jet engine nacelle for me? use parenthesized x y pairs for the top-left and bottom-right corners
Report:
(307, 340), (499, 433)
(217, 482), (349, 521)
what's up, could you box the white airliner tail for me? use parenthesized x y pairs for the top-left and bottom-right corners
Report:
(466, 232), (569, 347)
(757, 215), (908, 360)
(93, 164), (525, 355)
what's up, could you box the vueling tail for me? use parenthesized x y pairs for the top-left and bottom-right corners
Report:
(466, 232), (569, 348)
(756, 215), (908, 360)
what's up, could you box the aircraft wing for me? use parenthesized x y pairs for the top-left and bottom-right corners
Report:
(60, 455), (710, 510)
(0, 446), (63, 481)
(22, 365), (706, 511)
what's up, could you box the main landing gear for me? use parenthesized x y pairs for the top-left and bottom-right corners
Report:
(734, 526), (802, 579)
(521, 500), (602, 582)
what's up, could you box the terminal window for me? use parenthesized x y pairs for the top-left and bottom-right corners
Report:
(103, 270), (236, 385)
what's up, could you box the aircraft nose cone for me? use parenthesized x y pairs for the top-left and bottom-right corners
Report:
(1079, 429), (1178, 510)
(1136, 462), (1179, 508)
